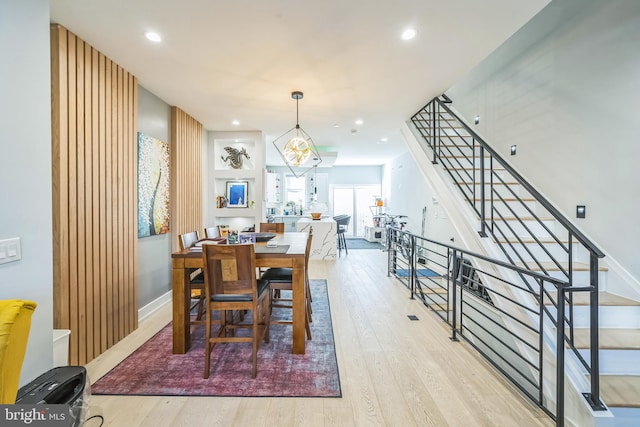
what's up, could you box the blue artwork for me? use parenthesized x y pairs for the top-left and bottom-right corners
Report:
(226, 181), (248, 207)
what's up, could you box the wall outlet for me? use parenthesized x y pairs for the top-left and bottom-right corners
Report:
(0, 237), (22, 265)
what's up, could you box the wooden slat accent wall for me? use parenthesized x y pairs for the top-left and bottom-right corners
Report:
(51, 25), (138, 365)
(170, 108), (204, 251)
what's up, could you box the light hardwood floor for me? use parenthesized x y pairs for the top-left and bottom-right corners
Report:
(84, 249), (553, 426)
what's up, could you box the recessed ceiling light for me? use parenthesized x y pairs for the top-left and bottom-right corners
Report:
(231, 120), (240, 126)
(355, 119), (364, 125)
(145, 31), (162, 43)
(333, 123), (340, 128)
(401, 28), (417, 41)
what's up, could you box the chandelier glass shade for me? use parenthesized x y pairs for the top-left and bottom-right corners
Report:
(272, 91), (321, 178)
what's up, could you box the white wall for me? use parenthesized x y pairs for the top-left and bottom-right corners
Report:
(327, 166), (382, 185)
(383, 151), (459, 245)
(137, 86), (172, 307)
(0, 0), (54, 383)
(446, 0), (640, 283)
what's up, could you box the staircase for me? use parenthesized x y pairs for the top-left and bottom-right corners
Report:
(408, 96), (640, 424)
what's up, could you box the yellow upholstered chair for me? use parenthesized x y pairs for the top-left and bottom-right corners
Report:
(0, 299), (36, 404)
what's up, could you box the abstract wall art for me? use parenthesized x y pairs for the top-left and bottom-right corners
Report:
(137, 132), (170, 237)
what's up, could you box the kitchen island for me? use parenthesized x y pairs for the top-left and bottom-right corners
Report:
(296, 217), (337, 260)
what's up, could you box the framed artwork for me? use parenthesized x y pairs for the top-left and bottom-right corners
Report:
(226, 181), (248, 208)
(137, 132), (170, 237)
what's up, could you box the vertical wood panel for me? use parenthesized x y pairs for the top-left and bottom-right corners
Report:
(67, 31), (79, 365)
(51, 25), (138, 365)
(83, 41), (94, 362)
(170, 107), (203, 251)
(76, 36), (87, 364)
(117, 65), (124, 341)
(51, 26), (69, 334)
(98, 52), (107, 354)
(91, 47), (100, 358)
(105, 58), (114, 349)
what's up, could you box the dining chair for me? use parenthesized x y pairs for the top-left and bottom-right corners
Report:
(260, 228), (313, 340)
(178, 231), (206, 324)
(204, 226), (219, 239)
(201, 243), (271, 378)
(257, 222), (285, 276)
(259, 222), (285, 233)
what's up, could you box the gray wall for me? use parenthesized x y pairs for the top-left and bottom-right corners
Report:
(446, 0), (640, 282)
(0, 0), (54, 383)
(137, 86), (173, 307)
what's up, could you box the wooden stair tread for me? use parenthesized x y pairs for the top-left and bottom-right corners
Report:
(416, 285), (448, 294)
(549, 291), (640, 307)
(515, 261), (608, 272)
(596, 376), (640, 408)
(495, 237), (569, 244)
(570, 329), (640, 349)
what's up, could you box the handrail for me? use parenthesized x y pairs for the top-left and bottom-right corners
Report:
(407, 95), (608, 423)
(432, 97), (604, 259)
(386, 227), (603, 426)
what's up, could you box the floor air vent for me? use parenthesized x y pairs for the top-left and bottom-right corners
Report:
(407, 315), (419, 321)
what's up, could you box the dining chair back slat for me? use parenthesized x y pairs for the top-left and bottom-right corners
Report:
(259, 222), (285, 233)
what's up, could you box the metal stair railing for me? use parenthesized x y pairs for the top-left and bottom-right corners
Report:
(388, 228), (596, 426)
(408, 95), (607, 418)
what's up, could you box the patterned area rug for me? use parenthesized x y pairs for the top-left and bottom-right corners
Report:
(92, 279), (341, 397)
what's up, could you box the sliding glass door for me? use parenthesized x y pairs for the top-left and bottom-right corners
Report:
(332, 185), (381, 237)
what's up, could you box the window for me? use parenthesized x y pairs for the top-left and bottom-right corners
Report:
(285, 175), (306, 206)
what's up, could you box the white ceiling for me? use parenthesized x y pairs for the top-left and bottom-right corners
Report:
(49, 0), (549, 166)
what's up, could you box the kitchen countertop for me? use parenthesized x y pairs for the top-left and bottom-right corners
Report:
(269, 215), (331, 219)
(297, 217), (335, 223)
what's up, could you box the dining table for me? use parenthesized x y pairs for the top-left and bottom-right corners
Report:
(171, 231), (309, 355)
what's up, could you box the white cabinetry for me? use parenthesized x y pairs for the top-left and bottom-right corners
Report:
(265, 171), (281, 204)
(270, 216), (300, 232)
(207, 131), (265, 231)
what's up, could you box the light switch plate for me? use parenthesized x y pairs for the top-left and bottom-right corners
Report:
(0, 237), (22, 265)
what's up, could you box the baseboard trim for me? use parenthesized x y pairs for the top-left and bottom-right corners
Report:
(138, 290), (172, 323)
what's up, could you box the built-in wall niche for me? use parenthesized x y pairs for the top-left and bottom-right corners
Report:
(214, 139), (256, 171)
(214, 177), (258, 210)
(207, 131), (265, 231)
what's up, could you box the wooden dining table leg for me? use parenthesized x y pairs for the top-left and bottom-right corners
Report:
(172, 260), (191, 354)
(292, 257), (306, 354)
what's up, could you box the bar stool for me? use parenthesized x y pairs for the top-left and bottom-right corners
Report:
(333, 215), (351, 256)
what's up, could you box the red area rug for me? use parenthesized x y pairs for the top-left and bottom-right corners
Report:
(92, 279), (341, 397)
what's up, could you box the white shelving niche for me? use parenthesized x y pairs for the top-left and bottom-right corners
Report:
(206, 131), (265, 232)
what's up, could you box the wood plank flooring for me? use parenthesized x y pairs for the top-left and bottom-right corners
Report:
(84, 249), (553, 426)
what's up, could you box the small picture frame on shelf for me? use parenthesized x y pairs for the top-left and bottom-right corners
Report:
(226, 181), (248, 208)
(218, 225), (229, 237)
(239, 233), (256, 244)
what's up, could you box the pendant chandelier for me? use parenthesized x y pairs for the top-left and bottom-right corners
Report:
(272, 91), (322, 177)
